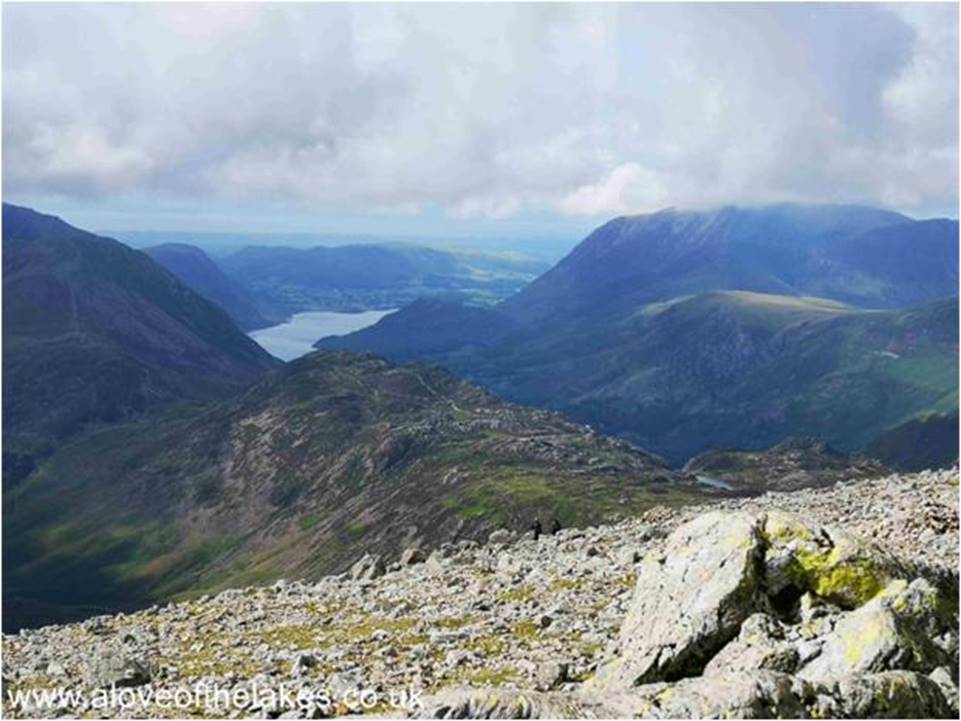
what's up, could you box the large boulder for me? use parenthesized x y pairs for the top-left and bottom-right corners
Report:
(593, 512), (765, 687)
(797, 578), (957, 683)
(761, 511), (903, 609)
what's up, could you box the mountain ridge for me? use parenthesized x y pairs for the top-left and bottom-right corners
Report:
(2, 203), (279, 483)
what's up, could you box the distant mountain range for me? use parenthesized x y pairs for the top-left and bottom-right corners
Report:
(320, 204), (960, 467)
(217, 243), (547, 316)
(2, 204), (279, 484)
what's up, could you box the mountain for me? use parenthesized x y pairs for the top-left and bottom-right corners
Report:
(321, 291), (958, 464)
(143, 243), (277, 330)
(315, 297), (521, 359)
(501, 204), (957, 324)
(3, 351), (705, 628)
(2, 204), (279, 483)
(684, 437), (888, 493)
(321, 204), (959, 463)
(218, 243), (546, 315)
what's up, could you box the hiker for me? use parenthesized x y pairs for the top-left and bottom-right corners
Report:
(550, 517), (562, 536)
(530, 518), (542, 541)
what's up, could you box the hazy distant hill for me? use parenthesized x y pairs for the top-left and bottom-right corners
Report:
(2, 204), (278, 483)
(144, 243), (277, 331)
(3, 351), (701, 626)
(219, 243), (546, 315)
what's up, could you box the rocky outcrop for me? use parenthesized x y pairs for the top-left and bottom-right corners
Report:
(582, 508), (959, 719)
(593, 512), (765, 687)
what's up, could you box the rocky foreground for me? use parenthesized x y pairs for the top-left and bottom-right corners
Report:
(3, 468), (958, 719)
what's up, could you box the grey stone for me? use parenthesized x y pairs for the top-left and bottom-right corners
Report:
(928, 666), (959, 717)
(400, 547), (426, 566)
(703, 614), (800, 676)
(350, 554), (386, 581)
(834, 671), (953, 718)
(84, 646), (152, 688)
(487, 529), (515, 547)
(411, 688), (589, 719)
(605, 671), (808, 719)
(535, 661), (568, 691)
(593, 512), (764, 687)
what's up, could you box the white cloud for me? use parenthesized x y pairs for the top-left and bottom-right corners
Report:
(2, 2), (957, 220)
(560, 163), (668, 216)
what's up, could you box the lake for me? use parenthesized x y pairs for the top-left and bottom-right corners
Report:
(249, 309), (395, 361)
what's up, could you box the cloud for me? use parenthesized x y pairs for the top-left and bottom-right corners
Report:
(2, 2), (957, 221)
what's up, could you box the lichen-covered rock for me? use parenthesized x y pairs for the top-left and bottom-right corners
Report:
(411, 688), (590, 719)
(605, 671), (809, 719)
(702, 613), (800, 676)
(762, 511), (903, 609)
(833, 671), (953, 718)
(593, 512), (764, 687)
(797, 578), (957, 683)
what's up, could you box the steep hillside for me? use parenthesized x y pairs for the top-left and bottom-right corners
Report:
(315, 298), (520, 359)
(143, 243), (277, 331)
(1, 204), (278, 483)
(322, 292), (958, 463)
(219, 244), (545, 315)
(3, 351), (704, 628)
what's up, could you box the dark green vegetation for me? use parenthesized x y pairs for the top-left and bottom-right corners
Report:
(144, 243), (279, 331)
(2, 204), (279, 486)
(865, 412), (960, 472)
(218, 243), (546, 316)
(3, 352), (705, 629)
(321, 204), (959, 467)
(684, 437), (889, 493)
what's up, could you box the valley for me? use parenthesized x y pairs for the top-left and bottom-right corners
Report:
(322, 205), (960, 469)
(2, 202), (957, 634)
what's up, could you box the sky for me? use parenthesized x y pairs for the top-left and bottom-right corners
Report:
(2, 1), (958, 240)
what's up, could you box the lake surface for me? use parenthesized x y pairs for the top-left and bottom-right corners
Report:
(250, 309), (395, 361)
